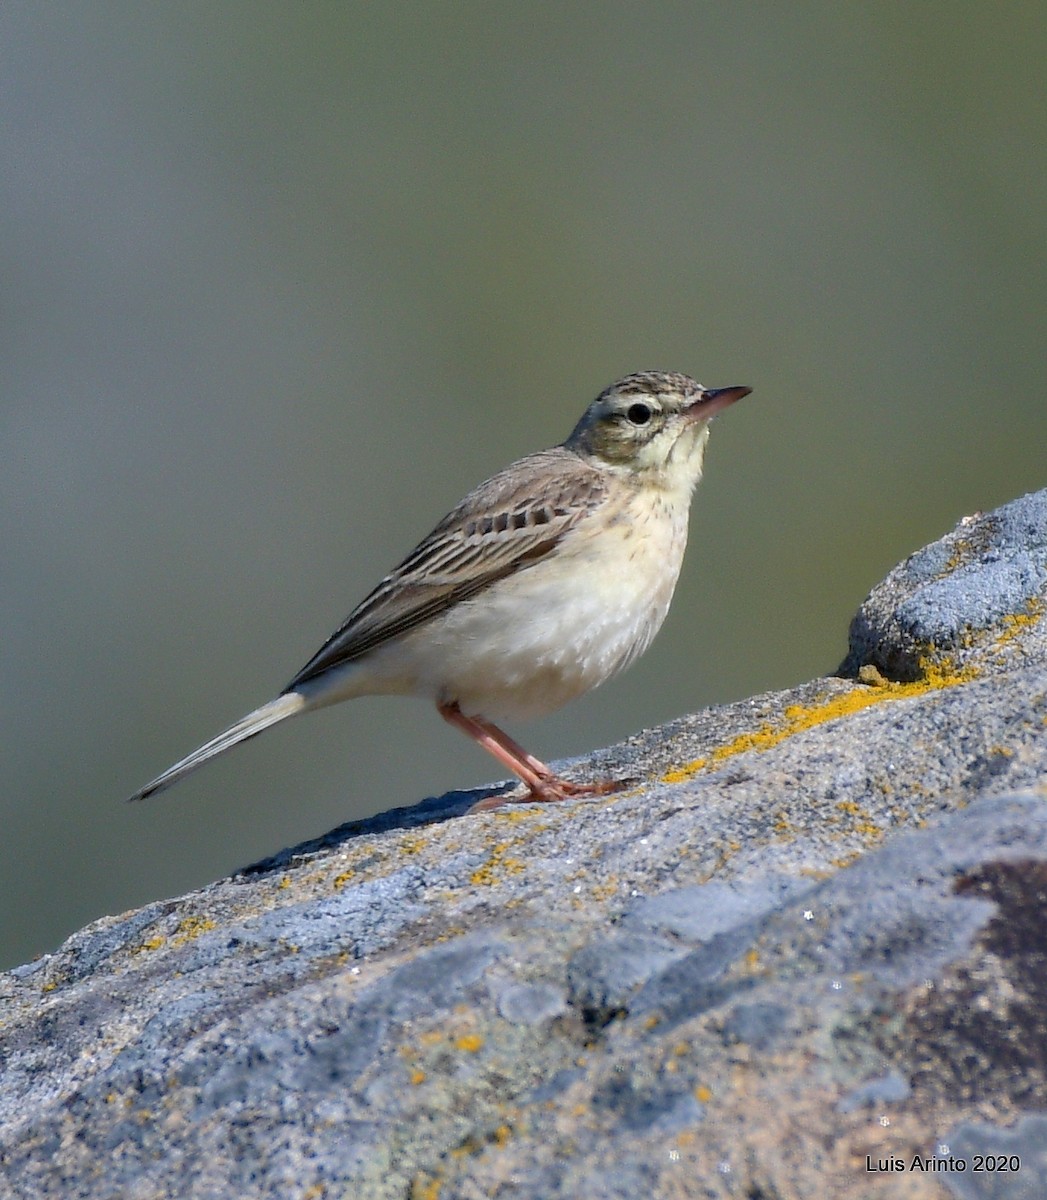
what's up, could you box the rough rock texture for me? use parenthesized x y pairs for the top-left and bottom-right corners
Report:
(840, 489), (1047, 682)
(3, 488), (1047, 1200)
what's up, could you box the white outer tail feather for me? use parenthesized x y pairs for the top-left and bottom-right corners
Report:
(127, 692), (307, 802)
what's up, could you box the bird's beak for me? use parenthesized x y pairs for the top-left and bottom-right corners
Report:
(686, 385), (752, 422)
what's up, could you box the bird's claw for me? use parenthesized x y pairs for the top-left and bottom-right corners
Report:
(468, 774), (635, 813)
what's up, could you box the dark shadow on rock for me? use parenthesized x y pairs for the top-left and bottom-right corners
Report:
(240, 783), (515, 875)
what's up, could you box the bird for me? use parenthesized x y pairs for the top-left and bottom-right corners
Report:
(128, 371), (749, 810)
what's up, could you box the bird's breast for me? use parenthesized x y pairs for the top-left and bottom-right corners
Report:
(395, 487), (692, 720)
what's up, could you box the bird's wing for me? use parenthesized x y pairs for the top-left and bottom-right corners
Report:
(284, 448), (609, 690)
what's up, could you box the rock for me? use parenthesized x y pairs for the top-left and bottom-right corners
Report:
(840, 488), (1047, 681)
(2, 489), (1047, 1199)
(838, 1070), (912, 1113)
(939, 1113), (1047, 1200)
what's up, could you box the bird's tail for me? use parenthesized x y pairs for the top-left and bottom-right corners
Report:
(127, 692), (307, 802)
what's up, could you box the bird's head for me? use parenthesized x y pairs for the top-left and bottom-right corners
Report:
(565, 370), (750, 491)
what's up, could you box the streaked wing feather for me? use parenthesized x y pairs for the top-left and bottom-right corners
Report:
(284, 448), (608, 690)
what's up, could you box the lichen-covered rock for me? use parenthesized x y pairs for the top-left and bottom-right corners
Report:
(2, 489), (1047, 1200)
(841, 488), (1047, 681)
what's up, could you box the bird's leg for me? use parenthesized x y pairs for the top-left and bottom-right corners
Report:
(438, 701), (552, 796)
(469, 716), (557, 781)
(470, 716), (632, 799)
(437, 701), (630, 810)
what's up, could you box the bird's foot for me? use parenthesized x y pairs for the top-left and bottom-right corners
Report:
(468, 774), (635, 813)
(545, 776), (634, 798)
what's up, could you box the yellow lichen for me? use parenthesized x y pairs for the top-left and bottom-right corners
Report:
(469, 842), (525, 887)
(455, 1033), (484, 1053)
(943, 537), (974, 574)
(135, 936), (166, 954)
(662, 655), (979, 787)
(915, 652), (980, 690)
(410, 1174), (442, 1200)
(499, 809), (550, 826)
(832, 799), (884, 841)
(588, 878), (620, 902)
(994, 596), (1044, 651)
(662, 757), (707, 784)
(171, 916), (216, 947)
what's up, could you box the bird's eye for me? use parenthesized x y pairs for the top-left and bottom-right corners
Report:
(626, 402), (652, 426)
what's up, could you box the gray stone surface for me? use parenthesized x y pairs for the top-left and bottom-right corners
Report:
(3, 489), (1047, 1199)
(841, 488), (1047, 680)
(940, 1113), (1047, 1200)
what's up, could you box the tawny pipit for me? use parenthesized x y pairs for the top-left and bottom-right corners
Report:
(129, 371), (748, 808)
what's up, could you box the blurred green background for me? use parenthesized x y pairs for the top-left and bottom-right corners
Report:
(3, 4), (1045, 971)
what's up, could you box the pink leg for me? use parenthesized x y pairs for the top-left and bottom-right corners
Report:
(438, 701), (631, 811)
(470, 715), (556, 779)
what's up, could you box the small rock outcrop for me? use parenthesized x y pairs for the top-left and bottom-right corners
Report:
(2, 489), (1047, 1200)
